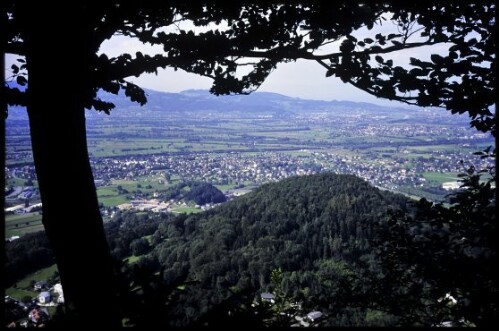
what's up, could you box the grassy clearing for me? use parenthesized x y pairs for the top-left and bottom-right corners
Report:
(97, 187), (118, 196)
(410, 144), (469, 152)
(98, 195), (129, 207)
(124, 255), (141, 265)
(5, 213), (43, 236)
(5, 286), (38, 301)
(96, 177), (182, 207)
(5, 178), (27, 187)
(6, 264), (58, 300)
(214, 184), (236, 191)
(171, 207), (203, 214)
(423, 172), (459, 184)
(5, 213), (42, 223)
(143, 235), (153, 244)
(6, 224), (45, 237)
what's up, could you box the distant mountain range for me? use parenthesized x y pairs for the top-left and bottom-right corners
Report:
(98, 88), (418, 115)
(7, 82), (466, 122)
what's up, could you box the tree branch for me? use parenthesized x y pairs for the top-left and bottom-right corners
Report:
(5, 42), (26, 56)
(308, 39), (443, 60)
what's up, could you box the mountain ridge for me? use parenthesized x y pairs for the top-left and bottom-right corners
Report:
(140, 87), (415, 113)
(6, 81), (465, 123)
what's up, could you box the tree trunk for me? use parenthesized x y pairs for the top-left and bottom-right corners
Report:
(23, 4), (120, 328)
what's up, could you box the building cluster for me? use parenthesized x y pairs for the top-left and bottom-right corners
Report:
(85, 148), (492, 193)
(255, 292), (324, 327)
(5, 282), (64, 327)
(5, 145), (493, 207)
(115, 198), (221, 213)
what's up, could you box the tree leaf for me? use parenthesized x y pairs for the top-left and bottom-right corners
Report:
(380, 66), (391, 75)
(340, 39), (355, 53)
(346, 34), (357, 42)
(387, 33), (401, 40)
(431, 54), (443, 64)
(16, 76), (27, 86)
(11, 64), (19, 74)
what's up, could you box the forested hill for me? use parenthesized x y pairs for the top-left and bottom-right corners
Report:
(143, 173), (413, 326)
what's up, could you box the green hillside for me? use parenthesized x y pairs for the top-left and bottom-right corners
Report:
(142, 173), (412, 326)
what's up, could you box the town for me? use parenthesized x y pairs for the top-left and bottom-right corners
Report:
(6, 141), (493, 210)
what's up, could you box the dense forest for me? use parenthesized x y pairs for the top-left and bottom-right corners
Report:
(124, 173), (415, 326)
(5, 173), (411, 325)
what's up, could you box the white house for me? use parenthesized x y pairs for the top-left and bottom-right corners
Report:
(53, 283), (64, 304)
(5, 236), (20, 243)
(34, 281), (48, 291)
(38, 292), (51, 304)
(442, 181), (460, 191)
(307, 311), (323, 322)
(260, 292), (275, 304)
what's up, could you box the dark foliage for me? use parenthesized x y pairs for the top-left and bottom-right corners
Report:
(370, 161), (497, 327)
(184, 182), (227, 205)
(4, 232), (54, 286)
(140, 173), (413, 326)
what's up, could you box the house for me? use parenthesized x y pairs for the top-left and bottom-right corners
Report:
(34, 281), (48, 291)
(53, 284), (64, 304)
(53, 284), (63, 296)
(260, 292), (275, 304)
(307, 311), (323, 322)
(293, 315), (310, 327)
(38, 292), (51, 304)
(5, 236), (20, 243)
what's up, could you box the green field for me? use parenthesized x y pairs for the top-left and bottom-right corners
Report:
(5, 213), (44, 237)
(98, 195), (129, 207)
(171, 206), (203, 214)
(5, 178), (28, 187)
(423, 172), (459, 185)
(214, 184), (237, 191)
(6, 264), (59, 301)
(124, 255), (141, 265)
